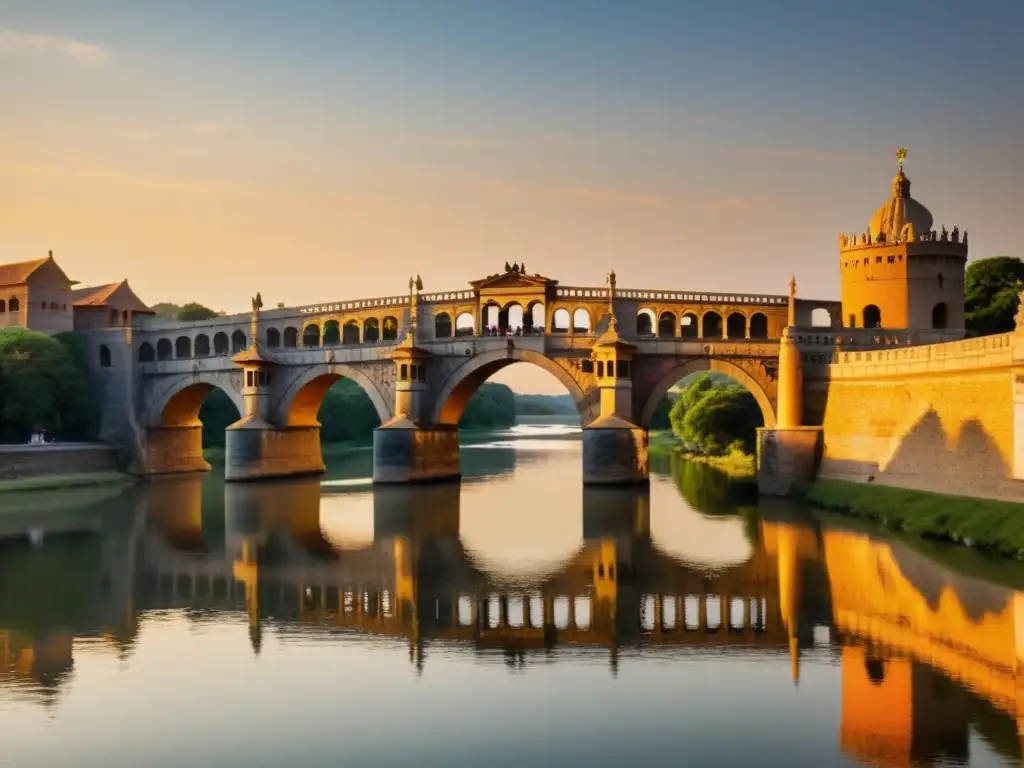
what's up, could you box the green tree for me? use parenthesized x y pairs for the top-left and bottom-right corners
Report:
(461, 382), (517, 429)
(668, 372), (762, 455)
(964, 256), (1024, 337)
(177, 302), (220, 322)
(0, 328), (98, 442)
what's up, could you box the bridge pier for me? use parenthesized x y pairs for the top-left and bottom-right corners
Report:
(224, 423), (325, 481)
(372, 420), (461, 483)
(582, 423), (649, 484)
(140, 426), (210, 475)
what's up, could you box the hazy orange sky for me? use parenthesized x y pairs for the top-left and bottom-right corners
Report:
(1, 1), (1022, 392)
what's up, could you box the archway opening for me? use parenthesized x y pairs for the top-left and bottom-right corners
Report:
(435, 312), (453, 339)
(363, 318), (379, 343)
(702, 312), (722, 339)
(681, 313), (698, 338)
(572, 308), (591, 334)
(526, 302), (544, 334)
(435, 353), (588, 431)
(382, 316), (399, 341)
(551, 308), (571, 334)
(932, 302), (948, 330)
(863, 304), (882, 329)
(160, 383), (242, 451)
(637, 309), (655, 336)
(810, 308), (832, 328)
(726, 312), (746, 340)
(455, 311), (475, 337)
(749, 313), (768, 339)
(642, 363), (774, 464)
(322, 320), (340, 346)
(284, 374), (385, 457)
(658, 311), (676, 338)
(303, 323), (321, 348)
(342, 321), (360, 345)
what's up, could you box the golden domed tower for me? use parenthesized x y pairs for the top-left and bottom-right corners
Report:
(838, 148), (967, 333)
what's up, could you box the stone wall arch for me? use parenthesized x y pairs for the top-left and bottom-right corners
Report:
(273, 363), (391, 427)
(638, 357), (777, 429)
(143, 374), (244, 428)
(431, 348), (596, 426)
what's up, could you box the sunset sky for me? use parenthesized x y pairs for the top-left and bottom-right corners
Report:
(2, 1), (1022, 392)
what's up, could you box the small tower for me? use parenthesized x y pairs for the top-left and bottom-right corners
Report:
(776, 275), (804, 429)
(581, 270), (649, 485)
(230, 292), (275, 426)
(387, 276), (433, 424)
(838, 148), (967, 332)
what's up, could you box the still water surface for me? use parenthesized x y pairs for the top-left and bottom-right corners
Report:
(2, 424), (1024, 767)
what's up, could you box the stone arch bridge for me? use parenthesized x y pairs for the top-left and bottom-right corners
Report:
(82, 267), (859, 483)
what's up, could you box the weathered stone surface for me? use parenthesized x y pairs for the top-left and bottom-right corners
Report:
(757, 427), (821, 496)
(373, 425), (460, 484)
(143, 426), (210, 475)
(582, 423), (649, 485)
(224, 425), (324, 481)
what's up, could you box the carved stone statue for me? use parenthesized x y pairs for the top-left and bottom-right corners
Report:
(512, 262), (520, 273)
(252, 293), (263, 314)
(415, 274), (423, 291)
(504, 261), (511, 273)
(951, 226), (959, 243)
(940, 226), (948, 241)
(963, 230), (969, 246)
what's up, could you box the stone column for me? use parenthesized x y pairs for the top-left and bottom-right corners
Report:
(757, 277), (821, 496)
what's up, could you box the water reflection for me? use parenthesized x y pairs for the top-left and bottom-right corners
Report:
(1, 441), (1023, 766)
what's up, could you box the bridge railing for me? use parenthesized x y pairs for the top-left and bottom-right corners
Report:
(554, 286), (790, 306)
(295, 294), (410, 315)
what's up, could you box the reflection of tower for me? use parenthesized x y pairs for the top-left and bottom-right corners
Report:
(373, 483), (461, 673)
(776, 523), (803, 685)
(582, 485), (650, 671)
(233, 537), (262, 655)
(839, 645), (969, 767)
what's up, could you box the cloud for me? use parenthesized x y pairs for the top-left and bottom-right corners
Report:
(186, 122), (229, 136)
(0, 27), (110, 65)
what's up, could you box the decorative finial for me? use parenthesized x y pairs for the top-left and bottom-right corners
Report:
(787, 275), (797, 328)
(408, 276), (414, 292)
(606, 269), (618, 331)
(415, 274), (423, 292)
(789, 274), (797, 299)
(896, 147), (907, 170)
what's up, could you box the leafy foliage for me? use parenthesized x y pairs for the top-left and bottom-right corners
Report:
(668, 372), (763, 455)
(514, 393), (577, 417)
(964, 256), (1024, 337)
(0, 328), (99, 442)
(461, 383), (517, 429)
(177, 302), (220, 321)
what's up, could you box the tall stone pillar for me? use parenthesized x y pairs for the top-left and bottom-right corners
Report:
(374, 276), (461, 484)
(225, 293), (325, 481)
(582, 270), (649, 485)
(757, 277), (821, 496)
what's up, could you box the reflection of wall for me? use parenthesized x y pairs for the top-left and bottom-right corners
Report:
(840, 646), (969, 767)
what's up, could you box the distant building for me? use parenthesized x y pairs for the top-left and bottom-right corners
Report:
(0, 252), (153, 335)
(0, 253), (75, 334)
(71, 281), (154, 331)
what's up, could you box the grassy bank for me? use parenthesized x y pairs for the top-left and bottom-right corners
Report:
(648, 431), (755, 478)
(803, 478), (1024, 559)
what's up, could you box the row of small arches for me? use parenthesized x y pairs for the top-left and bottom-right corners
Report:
(139, 330), (249, 361)
(0, 297), (20, 312)
(638, 310), (770, 339)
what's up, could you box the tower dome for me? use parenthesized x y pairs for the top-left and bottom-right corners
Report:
(868, 158), (933, 242)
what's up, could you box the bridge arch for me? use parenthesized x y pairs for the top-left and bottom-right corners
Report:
(145, 376), (244, 428)
(432, 348), (595, 426)
(274, 363), (391, 426)
(639, 358), (777, 429)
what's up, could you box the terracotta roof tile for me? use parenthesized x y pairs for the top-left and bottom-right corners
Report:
(0, 257), (48, 287)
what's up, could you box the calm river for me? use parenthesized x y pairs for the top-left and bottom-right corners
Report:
(1, 425), (1023, 767)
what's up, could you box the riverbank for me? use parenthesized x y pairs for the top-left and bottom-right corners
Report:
(0, 444), (133, 493)
(648, 431), (755, 478)
(803, 478), (1024, 559)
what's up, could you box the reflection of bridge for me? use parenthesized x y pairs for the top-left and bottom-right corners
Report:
(82, 265), (858, 484)
(6, 478), (1024, 763)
